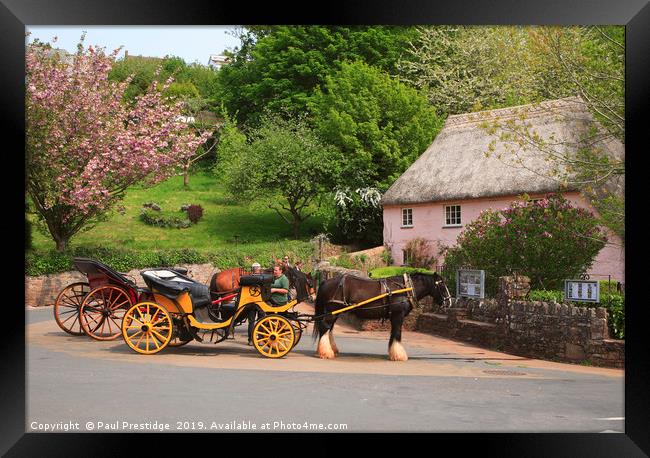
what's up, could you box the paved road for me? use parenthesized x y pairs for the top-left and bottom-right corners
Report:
(26, 307), (624, 433)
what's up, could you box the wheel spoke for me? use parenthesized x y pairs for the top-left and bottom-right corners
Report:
(110, 298), (130, 310)
(128, 315), (143, 326)
(83, 312), (101, 328)
(150, 317), (169, 327)
(150, 329), (168, 343)
(105, 317), (114, 335)
(149, 333), (161, 350)
(135, 331), (146, 348)
(61, 312), (79, 325)
(128, 330), (143, 340)
(69, 314), (80, 332)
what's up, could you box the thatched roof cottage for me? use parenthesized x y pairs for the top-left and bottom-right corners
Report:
(381, 97), (624, 281)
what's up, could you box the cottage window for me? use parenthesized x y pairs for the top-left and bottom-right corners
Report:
(444, 205), (462, 227)
(401, 208), (413, 227)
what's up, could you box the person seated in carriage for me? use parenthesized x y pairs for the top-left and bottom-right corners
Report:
(269, 264), (290, 306)
(247, 261), (264, 345)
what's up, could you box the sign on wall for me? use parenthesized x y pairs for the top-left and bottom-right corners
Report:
(457, 269), (485, 299)
(564, 280), (600, 303)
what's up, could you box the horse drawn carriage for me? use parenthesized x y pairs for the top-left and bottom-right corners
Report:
(121, 269), (308, 358)
(53, 257), (451, 361)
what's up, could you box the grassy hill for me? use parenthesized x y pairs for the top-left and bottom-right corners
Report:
(29, 172), (326, 267)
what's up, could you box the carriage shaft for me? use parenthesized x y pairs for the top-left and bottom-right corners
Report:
(330, 287), (413, 316)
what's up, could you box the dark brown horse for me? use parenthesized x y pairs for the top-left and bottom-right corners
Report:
(313, 272), (451, 361)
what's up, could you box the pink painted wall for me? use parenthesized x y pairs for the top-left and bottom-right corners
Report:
(383, 192), (624, 282)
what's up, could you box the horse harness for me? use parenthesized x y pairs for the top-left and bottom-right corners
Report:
(328, 273), (418, 318)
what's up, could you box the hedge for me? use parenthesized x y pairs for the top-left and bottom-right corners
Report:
(25, 243), (316, 277)
(369, 266), (434, 278)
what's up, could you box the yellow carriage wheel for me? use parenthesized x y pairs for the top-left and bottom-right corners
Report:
(252, 315), (295, 359)
(121, 302), (172, 355)
(291, 323), (303, 349)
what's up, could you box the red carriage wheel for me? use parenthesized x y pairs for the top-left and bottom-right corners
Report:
(79, 286), (133, 341)
(53, 282), (90, 336)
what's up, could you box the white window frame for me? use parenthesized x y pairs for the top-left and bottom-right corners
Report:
(443, 204), (462, 228)
(401, 208), (413, 228)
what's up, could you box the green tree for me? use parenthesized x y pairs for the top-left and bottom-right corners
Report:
(310, 61), (443, 187)
(480, 26), (625, 241)
(398, 26), (541, 116)
(218, 115), (343, 238)
(218, 26), (417, 127)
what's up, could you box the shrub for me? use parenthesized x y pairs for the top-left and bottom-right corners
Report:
(442, 194), (607, 293)
(329, 253), (357, 270)
(380, 247), (393, 266)
(403, 237), (437, 268)
(140, 208), (192, 228)
(186, 204), (204, 224)
(370, 266), (434, 278)
(528, 289), (564, 303)
(329, 187), (383, 246)
(142, 202), (162, 211)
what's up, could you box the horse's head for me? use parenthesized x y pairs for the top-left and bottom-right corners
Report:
(411, 272), (452, 309)
(286, 266), (311, 302)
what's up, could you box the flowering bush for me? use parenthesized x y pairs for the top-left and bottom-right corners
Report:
(330, 187), (383, 245)
(442, 194), (607, 292)
(26, 36), (210, 250)
(186, 204), (204, 224)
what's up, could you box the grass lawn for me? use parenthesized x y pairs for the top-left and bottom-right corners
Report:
(30, 171), (326, 256)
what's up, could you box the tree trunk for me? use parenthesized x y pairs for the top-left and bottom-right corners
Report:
(292, 219), (300, 239)
(55, 237), (67, 252)
(183, 167), (190, 187)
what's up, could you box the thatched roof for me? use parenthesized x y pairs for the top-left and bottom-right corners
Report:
(381, 97), (624, 206)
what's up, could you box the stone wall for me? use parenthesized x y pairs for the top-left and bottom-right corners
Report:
(415, 276), (625, 368)
(25, 263), (220, 307)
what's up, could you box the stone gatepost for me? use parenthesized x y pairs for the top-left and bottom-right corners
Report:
(497, 275), (531, 334)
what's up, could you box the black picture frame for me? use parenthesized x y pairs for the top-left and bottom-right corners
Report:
(3, 0), (648, 455)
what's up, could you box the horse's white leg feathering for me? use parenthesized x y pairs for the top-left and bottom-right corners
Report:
(317, 331), (336, 359)
(329, 331), (339, 355)
(388, 341), (408, 361)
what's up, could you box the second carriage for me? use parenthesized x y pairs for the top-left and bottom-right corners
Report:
(121, 269), (308, 358)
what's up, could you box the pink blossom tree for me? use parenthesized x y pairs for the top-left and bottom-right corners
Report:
(26, 37), (210, 251)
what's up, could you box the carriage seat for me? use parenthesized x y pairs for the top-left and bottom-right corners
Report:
(239, 274), (273, 286)
(140, 269), (211, 309)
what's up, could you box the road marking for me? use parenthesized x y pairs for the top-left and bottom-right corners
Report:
(595, 417), (624, 421)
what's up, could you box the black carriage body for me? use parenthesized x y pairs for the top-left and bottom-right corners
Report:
(73, 257), (140, 303)
(140, 269), (211, 310)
